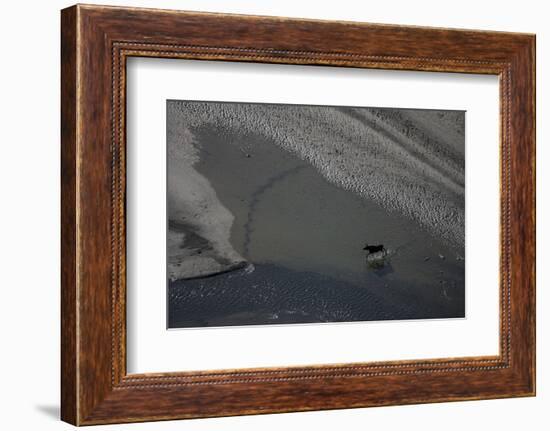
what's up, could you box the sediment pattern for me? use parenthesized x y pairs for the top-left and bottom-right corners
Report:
(166, 101), (465, 327)
(167, 115), (247, 281)
(168, 102), (465, 250)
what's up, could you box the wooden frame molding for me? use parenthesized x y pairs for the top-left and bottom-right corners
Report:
(61, 4), (535, 425)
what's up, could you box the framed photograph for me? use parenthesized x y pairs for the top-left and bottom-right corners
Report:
(61, 4), (535, 425)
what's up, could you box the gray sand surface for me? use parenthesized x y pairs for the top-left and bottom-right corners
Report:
(166, 101), (465, 327)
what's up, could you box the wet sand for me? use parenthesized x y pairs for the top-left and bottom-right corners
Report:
(167, 101), (465, 328)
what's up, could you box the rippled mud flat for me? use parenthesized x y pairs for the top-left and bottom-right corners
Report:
(166, 101), (465, 328)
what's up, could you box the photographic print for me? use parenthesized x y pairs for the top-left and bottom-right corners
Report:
(167, 100), (465, 328)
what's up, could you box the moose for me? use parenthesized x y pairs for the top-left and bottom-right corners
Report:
(363, 243), (386, 255)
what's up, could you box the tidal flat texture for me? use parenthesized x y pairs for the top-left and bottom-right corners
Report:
(167, 101), (465, 328)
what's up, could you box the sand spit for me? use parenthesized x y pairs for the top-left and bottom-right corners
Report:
(167, 114), (247, 281)
(168, 101), (465, 250)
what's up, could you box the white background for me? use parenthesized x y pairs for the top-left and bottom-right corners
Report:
(0, 0), (547, 430)
(127, 59), (499, 373)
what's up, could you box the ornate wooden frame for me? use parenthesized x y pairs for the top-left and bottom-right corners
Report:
(61, 4), (536, 425)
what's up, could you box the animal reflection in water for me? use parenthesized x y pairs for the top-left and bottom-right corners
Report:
(363, 243), (392, 273)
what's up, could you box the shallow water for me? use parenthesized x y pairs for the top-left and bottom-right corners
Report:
(169, 263), (436, 328)
(167, 102), (465, 328)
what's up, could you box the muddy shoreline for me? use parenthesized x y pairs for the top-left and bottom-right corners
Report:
(167, 101), (465, 328)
